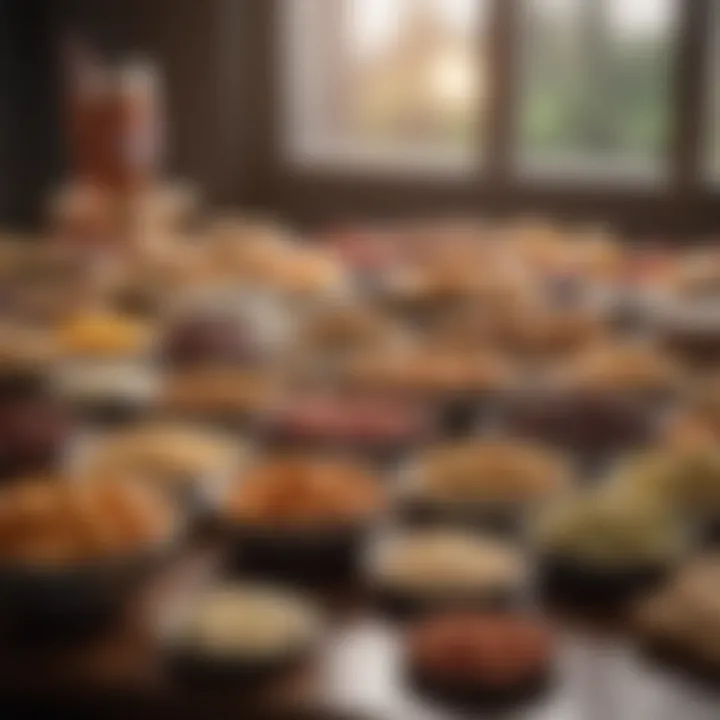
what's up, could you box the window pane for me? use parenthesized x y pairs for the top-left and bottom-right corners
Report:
(283, 0), (486, 171)
(517, 0), (678, 178)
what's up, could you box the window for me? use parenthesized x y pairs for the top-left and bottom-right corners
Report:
(283, 0), (486, 171)
(283, 0), (719, 205)
(516, 0), (678, 180)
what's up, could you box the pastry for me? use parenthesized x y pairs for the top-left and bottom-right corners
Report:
(347, 348), (514, 395)
(559, 343), (682, 397)
(416, 439), (569, 505)
(493, 303), (607, 359)
(159, 369), (279, 423)
(84, 423), (243, 508)
(0, 477), (174, 565)
(56, 310), (153, 359)
(405, 439), (570, 532)
(227, 457), (384, 527)
(300, 304), (407, 356)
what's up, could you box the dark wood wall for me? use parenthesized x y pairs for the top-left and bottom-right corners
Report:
(0, 0), (63, 228)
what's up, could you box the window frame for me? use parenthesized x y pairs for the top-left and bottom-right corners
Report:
(511, 0), (682, 184)
(256, 0), (720, 236)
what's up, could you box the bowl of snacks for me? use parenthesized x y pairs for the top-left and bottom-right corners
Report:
(222, 456), (386, 586)
(0, 476), (177, 644)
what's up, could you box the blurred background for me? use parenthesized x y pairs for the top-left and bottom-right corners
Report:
(3, 3), (720, 715)
(1, 0), (719, 236)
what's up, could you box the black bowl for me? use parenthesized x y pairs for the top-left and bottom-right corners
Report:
(224, 520), (374, 588)
(406, 662), (553, 713)
(374, 583), (522, 623)
(258, 431), (424, 476)
(165, 643), (312, 693)
(499, 389), (660, 469)
(399, 496), (528, 538)
(0, 397), (71, 481)
(399, 388), (504, 441)
(0, 541), (174, 646)
(660, 322), (720, 369)
(70, 396), (153, 430)
(0, 449), (64, 484)
(692, 515), (720, 549)
(639, 635), (720, 690)
(159, 405), (266, 440)
(435, 390), (498, 439)
(537, 553), (673, 613)
(0, 366), (49, 401)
